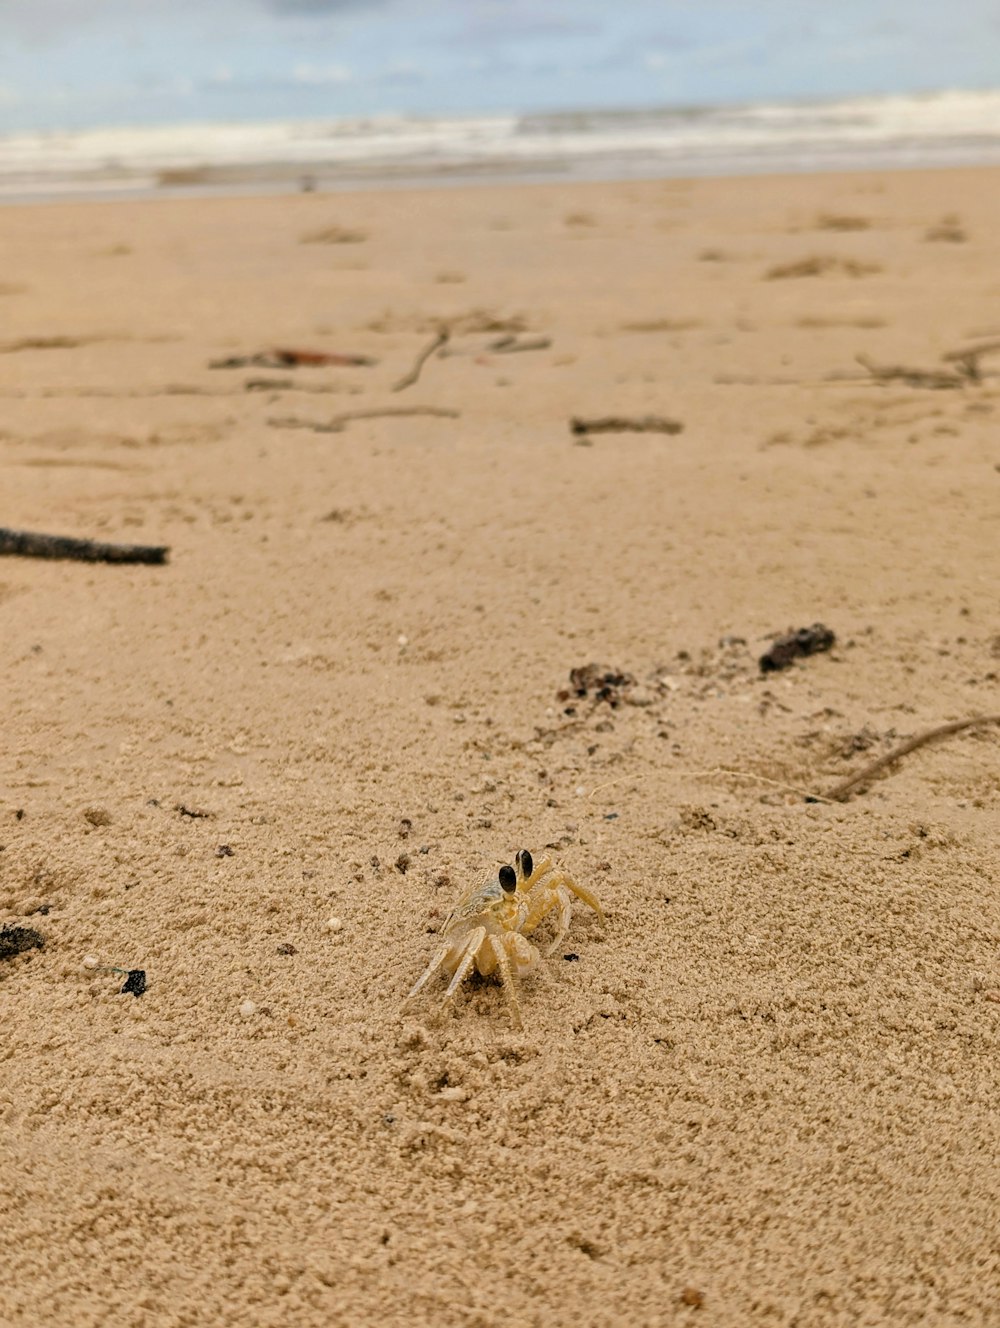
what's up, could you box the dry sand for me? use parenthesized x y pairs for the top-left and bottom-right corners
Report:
(1, 167), (998, 1327)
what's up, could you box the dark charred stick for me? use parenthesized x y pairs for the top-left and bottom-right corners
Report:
(211, 349), (375, 369)
(268, 348), (375, 367)
(825, 714), (1000, 802)
(392, 329), (449, 393)
(0, 527), (169, 564)
(570, 414), (684, 437)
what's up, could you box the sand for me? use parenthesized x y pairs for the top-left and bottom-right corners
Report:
(1, 167), (998, 1327)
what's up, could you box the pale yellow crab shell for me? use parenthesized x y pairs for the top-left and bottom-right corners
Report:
(444, 871), (527, 933)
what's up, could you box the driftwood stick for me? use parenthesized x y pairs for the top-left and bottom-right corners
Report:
(392, 329), (449, 393)
(0, 527), (169, 564)
(268, 406), (460, 434)
(825, 714), (1000, 802)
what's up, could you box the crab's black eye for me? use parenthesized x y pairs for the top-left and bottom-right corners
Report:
(498, 864), (517, 893)
(516, 849), (533, 879)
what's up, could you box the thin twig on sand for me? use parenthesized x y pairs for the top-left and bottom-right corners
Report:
(940, 339), (1000, 381)
(0, 527), (169, 564)
(392, 329), (449, 392)
(489, 335), (552, 354)
(855, 354), (967, 390)
(244, 377), (376, 394)
(824, 714), (1000, 802)
(268, 406), (460, 434)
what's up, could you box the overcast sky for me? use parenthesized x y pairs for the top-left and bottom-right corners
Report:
(2, 0), (1000, 131)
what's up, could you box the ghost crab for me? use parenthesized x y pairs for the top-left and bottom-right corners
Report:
(406, 849), (604, 1027)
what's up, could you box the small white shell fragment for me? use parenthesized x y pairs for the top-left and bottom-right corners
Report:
(239, 999), (256, 1018)
(397, 634), (409, 647)
(82, 955), (100, 970)
(324, 916), (344, 933)
(575, 785), (587, 797)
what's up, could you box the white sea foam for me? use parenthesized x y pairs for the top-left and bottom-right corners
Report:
(2, 89), (1000, 200)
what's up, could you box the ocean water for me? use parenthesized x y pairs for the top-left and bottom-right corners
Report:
(3, 89), (1000, 201)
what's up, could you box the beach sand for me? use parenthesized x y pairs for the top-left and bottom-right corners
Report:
(1, 167), (998, 1326)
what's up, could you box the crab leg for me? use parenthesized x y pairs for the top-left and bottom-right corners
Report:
(556, 871), (605, 926)
(520, 866), (605, 952)
(488, 935), (523, 1029)
(443, 926), (487, 1000)
(407, 937), (457, 999)
(542, 887), (575, 956)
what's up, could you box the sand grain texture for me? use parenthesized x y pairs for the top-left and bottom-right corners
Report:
(1, 169), (999, 1327)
